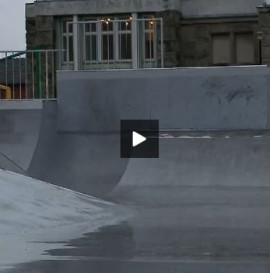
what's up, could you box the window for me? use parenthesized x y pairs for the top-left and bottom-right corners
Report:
(236, 33), (254, 64)
(62, 19), (73, 62)
(101, 18), (114, 60)
(118, 17), (132, 60)
(212, 33), (231, 65)
(84, 22), (98, 61)
(211, 32), (255, 66)
(58, 15), (163, 69)
(144, 18), (156, 60)
(81, 16), (133, 62)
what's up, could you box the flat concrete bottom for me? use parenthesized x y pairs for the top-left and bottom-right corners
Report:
(5, 185), (270, 273)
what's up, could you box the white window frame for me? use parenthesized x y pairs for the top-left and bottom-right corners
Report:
(75, 16), (133, 64)
(61, 18), (74, 64)
(117, 16), (133, 61)
(100, 17), (115, 61)
(83, 20), (98, 63)
(143, 19), (157, 61)
(62, 15), (163, 69)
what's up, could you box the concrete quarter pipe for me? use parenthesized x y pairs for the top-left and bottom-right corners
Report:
(29, 66), (270, 197)
(0, 101), (42, 173)
(28, 101), (129, 197)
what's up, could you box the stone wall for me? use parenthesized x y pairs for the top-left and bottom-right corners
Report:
(26, 16), (55, 50)
(25, 3), (262, 68)
(26, 16), (56, 98)
(258, 6), (270, 65)
(156, 11), (182, 67)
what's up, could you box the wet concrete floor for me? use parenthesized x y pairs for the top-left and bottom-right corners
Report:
(5, 190), (270, 273)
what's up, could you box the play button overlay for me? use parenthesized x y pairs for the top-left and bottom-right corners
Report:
(121, 120), (159, 158)
(133, 131), (146, 147)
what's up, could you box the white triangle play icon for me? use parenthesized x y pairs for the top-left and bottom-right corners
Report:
(132, 131), (147, 147)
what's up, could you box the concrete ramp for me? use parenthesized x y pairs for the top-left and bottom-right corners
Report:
(107, 132), (270, 268)
(111, 131), (270, 206)
(0, 101), (42, 172)
(28, 101), (128, 197)
(28, 66), (270, 197)
(4, 66), (270, 271)
(0, 153), (26, 175)
(0, 168), (126, 269)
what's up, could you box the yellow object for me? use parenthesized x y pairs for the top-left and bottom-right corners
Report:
(0, 84), (12, 99)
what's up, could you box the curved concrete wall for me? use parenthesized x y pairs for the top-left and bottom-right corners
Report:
(28, 101), (128, 197)
(111, 131), (270, 205)
(0, 101), (42, 172)
(29, 66), (270, 197)
(57, 66), (270, 132)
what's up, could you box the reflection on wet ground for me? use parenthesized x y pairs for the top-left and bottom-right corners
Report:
(6, 259), (270, 273)
(5, 219), (270, 273)
(4, 173), (270, 273)
(46, 223), (136, 260)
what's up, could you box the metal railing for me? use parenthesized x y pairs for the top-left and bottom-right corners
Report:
(0, 50), (63, 100)
(0, 18), (164, 100)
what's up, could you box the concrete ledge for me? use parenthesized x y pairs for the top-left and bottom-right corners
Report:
(0, 100), (43, 110)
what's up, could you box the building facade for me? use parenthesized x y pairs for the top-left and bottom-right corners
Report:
(25, 0), (270, 69)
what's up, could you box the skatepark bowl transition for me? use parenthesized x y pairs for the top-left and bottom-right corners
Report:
(1, 66), (270, 273)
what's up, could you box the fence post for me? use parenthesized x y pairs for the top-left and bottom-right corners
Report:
(73, 15), (79, 71)
(35, 51), (42, 99)
(45, 51), (49, 99)
(131, 13), (138, 69)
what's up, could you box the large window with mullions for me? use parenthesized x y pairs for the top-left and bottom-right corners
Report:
(58, 15), (163, 69)
(80, 16), (133, 63)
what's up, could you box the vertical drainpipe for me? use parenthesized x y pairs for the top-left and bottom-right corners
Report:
(73, 15), (79, 71)
(131, 13), (138, 69)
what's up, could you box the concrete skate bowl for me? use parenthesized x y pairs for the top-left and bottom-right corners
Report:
(104, 132), (270, 269)
(0, 102), (42, 173)
(4, 66), (270, 271)
(28, 66), (270, 199)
